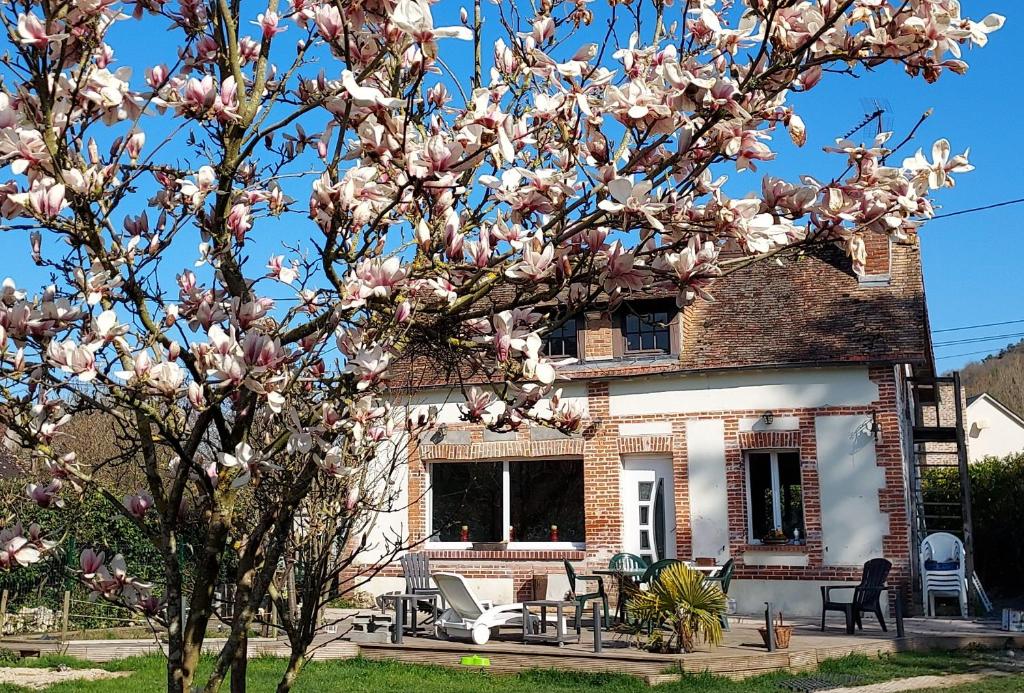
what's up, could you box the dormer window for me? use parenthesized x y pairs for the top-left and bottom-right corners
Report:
(612, 301), (680, 358)
(542, 317), (579, 358)
(622, 308), (672, 354)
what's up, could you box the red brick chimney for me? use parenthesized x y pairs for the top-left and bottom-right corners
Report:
(860, 230), (891, 283)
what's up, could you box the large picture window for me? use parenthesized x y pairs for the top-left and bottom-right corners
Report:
(746, 450), (805, 544)
(429, 460), (585, 547)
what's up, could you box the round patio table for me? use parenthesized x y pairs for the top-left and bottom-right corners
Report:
(592, 568), (645, 623)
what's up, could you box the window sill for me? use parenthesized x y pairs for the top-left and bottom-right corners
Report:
(743, 543), (808, 553)
(423, 546), (586, 561)
(622, 350), (674, 359)
(424, 544), (584, 551)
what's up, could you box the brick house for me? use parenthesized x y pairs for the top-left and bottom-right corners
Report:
(358, 234), (935, 617)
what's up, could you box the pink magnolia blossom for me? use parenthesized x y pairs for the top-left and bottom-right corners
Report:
(16, 13), (65, 49)
(391, 0), (472, 53)
(27, 182), (66, 219)
(314, 5), (343, 41)
(123, 492), (155, 519)
(26, 479), (63, 508)
(80, 548), (106, 578)
(253, 11), (286, 39)
(267, 255), (299, 284)
(0, 523), (52, 570)
(902, 139), (974, 191)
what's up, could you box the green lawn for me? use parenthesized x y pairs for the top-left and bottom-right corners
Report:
(0, 649), (1020, 692)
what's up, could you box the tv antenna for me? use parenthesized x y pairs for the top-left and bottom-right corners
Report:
(842, 98), (892, 140)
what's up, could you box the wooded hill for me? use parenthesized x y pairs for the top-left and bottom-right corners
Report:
(955, 339), (1024, 417)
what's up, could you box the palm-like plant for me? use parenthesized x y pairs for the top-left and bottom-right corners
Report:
(627, 563), (727, 653)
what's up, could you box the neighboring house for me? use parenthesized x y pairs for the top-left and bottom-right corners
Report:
(357, 233), (941, 617)
(965, 393), (1024, 462)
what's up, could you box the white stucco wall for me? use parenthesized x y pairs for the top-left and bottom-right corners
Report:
(408, 382), (591, 424)
(731, 579), (890, 618)
(685, 419), (730, 563)
(815, 415), (888, 567)
(966, 395), (1024, 462)
(353, 433), (410, 565)
(608, 367), (878, 417)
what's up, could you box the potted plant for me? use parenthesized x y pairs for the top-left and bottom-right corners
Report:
(758, 611), (793, 649)
(627, 563), (727, 653)
(763, 527), (788, 545)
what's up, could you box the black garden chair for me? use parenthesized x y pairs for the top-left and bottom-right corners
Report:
(820, 557), (892, 635)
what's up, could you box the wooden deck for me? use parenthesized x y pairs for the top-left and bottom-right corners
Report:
(348, 615), (1024, 681)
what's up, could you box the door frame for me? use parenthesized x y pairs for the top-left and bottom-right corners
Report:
(620, 455), (677, 562)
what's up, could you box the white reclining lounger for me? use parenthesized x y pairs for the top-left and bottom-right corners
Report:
(432, 571), (538, 645)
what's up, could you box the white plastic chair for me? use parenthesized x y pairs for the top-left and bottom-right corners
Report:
(920, 532), (968, 617)
(432, 572), (537, 645)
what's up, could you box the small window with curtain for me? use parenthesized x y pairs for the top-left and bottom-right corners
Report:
(542, 317), (579, 358)
(746, 450), (805, 544)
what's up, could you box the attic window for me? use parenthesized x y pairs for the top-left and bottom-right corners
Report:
(621, 308), (673, 354)
(542, 317), (579, 358)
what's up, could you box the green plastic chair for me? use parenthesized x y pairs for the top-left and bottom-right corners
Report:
(705, 558), (735, 630)
(607, 553), (648, 622)
(608, 552), (648, 572)
(640, 558), (681, 587)
(563, 560), (609, 632)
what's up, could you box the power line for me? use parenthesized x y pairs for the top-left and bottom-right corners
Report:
(933, 331), (1024, 348)
(930, 197), (1024, 220)
(933, 317), (1024, 334)
(935, 348), (1006, 361)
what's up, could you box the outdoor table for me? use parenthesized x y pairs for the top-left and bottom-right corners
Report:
(593, 568), (645, 623)
(521, 600), (579, 647)
(692, 565), (722, 576)
(379, 592), (439, 644)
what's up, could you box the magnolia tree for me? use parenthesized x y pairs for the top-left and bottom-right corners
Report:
(0, 0), (1002, 690)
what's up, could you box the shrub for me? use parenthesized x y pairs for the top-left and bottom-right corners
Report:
(921, 453), (1024, 597)
(627, 563), (726, 653)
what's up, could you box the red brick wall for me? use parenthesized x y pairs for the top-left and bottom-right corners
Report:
(862, 230), (891, 277)
(583, 311), (614, 360)
(370, 365), (913, 604)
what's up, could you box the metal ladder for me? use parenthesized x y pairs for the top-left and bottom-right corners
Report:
(907, 372), (976, 612)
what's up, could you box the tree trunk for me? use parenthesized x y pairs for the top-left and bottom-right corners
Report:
(164, 556), (186, 693)
(276, 650), (306, 693)
(286, 561), (297, 624)
(230, 631), (248, 693)
(205, 526), (291, 691)
(180, 509), (232, 689)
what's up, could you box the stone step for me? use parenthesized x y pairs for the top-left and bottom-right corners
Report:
(348, 630), (391, 644)
(351, 613), (394, 633)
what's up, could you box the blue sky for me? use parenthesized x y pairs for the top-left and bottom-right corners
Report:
(0, 3), (1018, 372)
(758, 4), (1022, 372)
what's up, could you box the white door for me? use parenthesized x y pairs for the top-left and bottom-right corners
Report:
(621, 457), (676, 564)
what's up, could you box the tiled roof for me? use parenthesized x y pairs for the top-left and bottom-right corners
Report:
(393, 239), (930, 389)
(682, 240), (929, 371)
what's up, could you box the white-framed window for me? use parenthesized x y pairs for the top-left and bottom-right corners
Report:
(426, 459), (586, 550)
(744, 450), (805, 544)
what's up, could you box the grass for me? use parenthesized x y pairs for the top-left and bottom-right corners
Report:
(0, 649), (1020, 692)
